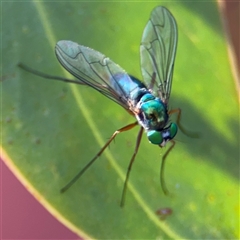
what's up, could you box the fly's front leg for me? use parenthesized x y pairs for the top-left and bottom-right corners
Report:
(160, 140), (175, 195)
(169, 108), (199, 138)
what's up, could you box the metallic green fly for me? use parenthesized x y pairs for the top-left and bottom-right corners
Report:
(19, 6), (196, 206)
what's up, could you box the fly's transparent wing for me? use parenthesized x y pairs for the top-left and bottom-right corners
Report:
(55, 40), (134, 112)
(140, 6), (178, 103)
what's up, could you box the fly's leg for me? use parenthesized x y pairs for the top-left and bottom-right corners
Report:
(169, 108), (199, 138)
(61, 122), (138, 193)
(120, 127), (144, 207)
(162, 108), (199, 195)
(160, 140), (175, 195)
(18, 63), (84, 85)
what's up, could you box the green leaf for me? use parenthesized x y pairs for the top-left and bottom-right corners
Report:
(2, 1), (239, 239)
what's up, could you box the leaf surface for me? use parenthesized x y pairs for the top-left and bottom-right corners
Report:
(2, 1), (239, 239)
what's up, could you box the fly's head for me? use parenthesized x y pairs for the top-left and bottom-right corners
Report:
(136, 93), (178, 146)
(147, 123), (178, 147)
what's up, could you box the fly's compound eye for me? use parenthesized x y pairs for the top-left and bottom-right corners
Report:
(147, 123), (178, 145)
(169, 123), (178, 139)
(147, 130), (163, 145)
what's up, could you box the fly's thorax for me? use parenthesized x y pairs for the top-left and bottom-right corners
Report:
(136, 93), (168, 130)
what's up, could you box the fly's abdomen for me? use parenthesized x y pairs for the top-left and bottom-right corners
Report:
(110, 73), (148, 102)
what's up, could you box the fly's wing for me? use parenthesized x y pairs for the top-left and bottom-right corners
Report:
(55, 40), (133, 112)
(140, 6), (178, 103)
